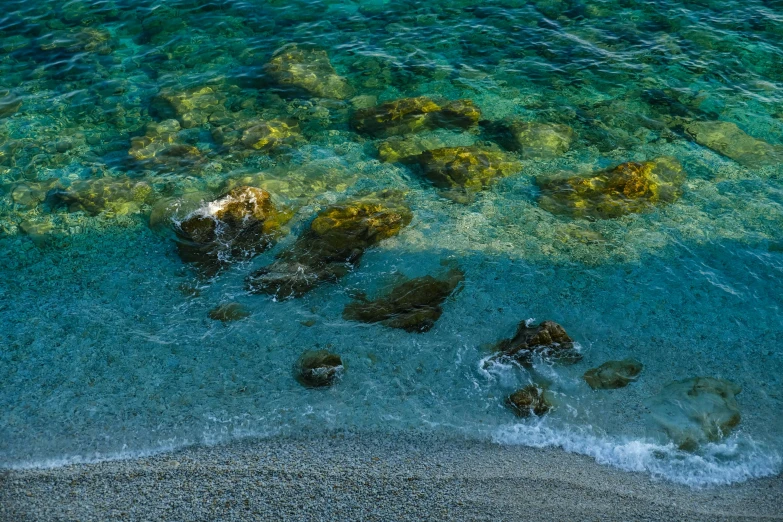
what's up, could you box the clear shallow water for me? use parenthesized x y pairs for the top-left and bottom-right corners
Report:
(1, 0), (782, 487)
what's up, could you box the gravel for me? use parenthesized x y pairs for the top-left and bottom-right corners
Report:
(2, 434), (781, 521)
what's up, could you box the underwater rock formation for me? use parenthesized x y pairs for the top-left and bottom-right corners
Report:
(342, 268), (464, 332)
(174, 186), (290, 274)
(537, 157), (684, 219)
(351, 96), (480, 137)
(583, 359), (643, 389)
(211, 118), (301, 152)
(295, 350), (344, 388)
(152, 86), (227, 129)
(414, 146), (521, 202)
(493, 320), (581, 367)
(506, 384), (552, 417)
(246, 191), (412, 299)
(129, 120), (201, 166)
(645, 377), (742, 450)
(483, 119), (575, 159)
(376, 135), (446, 163)
(0, 91), (22, 118)
(38, 27), (114, 55)
(684, 120), (781, 167)
(264, 44), (354, 100)
(208, 303), (250, 322)
(47, 178), (154, 216)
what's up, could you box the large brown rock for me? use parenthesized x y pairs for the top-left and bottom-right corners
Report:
(175, 186), (290, 274)
(493, 320), (581, 367)
(506, 385), (552, 417)
(537, 157), (684, 219)
(343, 268), (464, 332)
(294, 350), (344, 388)
(246, 191), (412, 299)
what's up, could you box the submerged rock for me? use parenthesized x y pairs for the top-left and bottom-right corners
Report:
(38, 27), (114, 55)
(152, 86), (226, 128)
(295, 350), (344, 388)
(264, 44), (354, 100)
(129, 120), (201, 166)
(211, 118), (301, 152)
(537, 157), (684, 219)
(493, 320), (581, 367)
(684, 120), (781, 167)
(414, 146), (521, 202)
(583, 359), (643, 390)
(351, 96), (480, 137)
(506, 384), (552, 417)
(376, 135), (445, 163)
(0, 91), (22, 118)
(645, 377), (741, 450)
(484, 119), (575, 159)
(47, 178), (154, 216)
(208, 303), (250, 323)
(246, 191), (412, 299)
(174, 186), (290, 274)
(343, 268), (464, 332)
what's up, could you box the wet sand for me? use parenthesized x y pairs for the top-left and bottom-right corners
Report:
(2, 434), (781, 521)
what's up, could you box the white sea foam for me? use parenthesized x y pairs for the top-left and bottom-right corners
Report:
(494, 422), (782, 487)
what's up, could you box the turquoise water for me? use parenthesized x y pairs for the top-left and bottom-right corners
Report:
(2, 0), (783, 487)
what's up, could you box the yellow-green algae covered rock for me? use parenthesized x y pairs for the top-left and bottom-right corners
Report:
(684, 120), (782, 167)
(212, 118), (301, 153)
(48, 178), (155, 216)
(152, 86), (227, 129)
(537, 157), (684, 219)
(264, 44), (354, 100)
(414, 146), (521, 201)
(342, 268), (464, 332)
(351, 96), (480, 137)
(376, 134), (446, 163)
(246, 191), (412, 299)
(175, 186), (291, 275)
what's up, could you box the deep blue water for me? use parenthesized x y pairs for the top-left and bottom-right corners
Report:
(1, 0), (783, 486)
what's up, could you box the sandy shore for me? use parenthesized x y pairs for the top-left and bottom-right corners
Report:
(2, 434), (781, 522)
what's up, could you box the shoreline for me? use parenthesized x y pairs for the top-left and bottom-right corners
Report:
(2, 434), (781, 521)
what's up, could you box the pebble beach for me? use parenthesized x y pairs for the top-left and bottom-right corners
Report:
(3, 435), (782, 521)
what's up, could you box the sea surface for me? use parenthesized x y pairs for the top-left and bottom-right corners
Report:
(1, 0), (782, 487)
